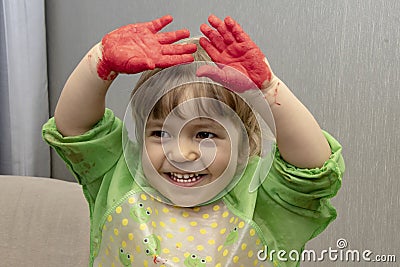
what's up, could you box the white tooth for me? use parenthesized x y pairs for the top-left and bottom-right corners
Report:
(170, 173), (203, 183)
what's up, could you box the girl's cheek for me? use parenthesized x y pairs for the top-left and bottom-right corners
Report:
(146, 143), (165, 167)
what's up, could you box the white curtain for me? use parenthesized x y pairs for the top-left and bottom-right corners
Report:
(0, 0), (50, 177)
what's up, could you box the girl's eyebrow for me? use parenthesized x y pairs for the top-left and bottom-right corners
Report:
(192, 120), (216, 126)
(188, 118), (224, 129)
(145, 119), (164, 128)
(146, 118), (223, 129)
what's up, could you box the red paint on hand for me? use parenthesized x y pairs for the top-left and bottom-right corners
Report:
(97, 15), (197, 80)
(272, 82), (281, 106)
(197, 15), (272, 91)
(196, 63), (255, 93)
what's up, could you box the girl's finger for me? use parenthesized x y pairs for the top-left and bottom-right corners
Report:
(161, 43), (197, 55)
(157, 29), (191, 44)
(124, 57), (155, 73)
(149, 14), (173, 33)
(207, 14), (235, 45)
(155, 54), (195, 68)
(224, 16), (249, 43)
(196, 65), (226, 83)
(200, 24), (226, 52)
(199, 37), (221, 62)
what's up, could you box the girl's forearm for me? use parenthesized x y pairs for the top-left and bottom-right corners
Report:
(54, 43), (114, 137)
(262, 78), (331, 168)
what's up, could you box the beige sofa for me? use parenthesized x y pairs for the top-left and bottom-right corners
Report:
(0, 175), (90, 266)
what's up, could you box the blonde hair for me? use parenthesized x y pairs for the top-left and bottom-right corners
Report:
(130, 38), (261, 156)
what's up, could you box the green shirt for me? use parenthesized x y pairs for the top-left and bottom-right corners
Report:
(42, 109), (344, 267)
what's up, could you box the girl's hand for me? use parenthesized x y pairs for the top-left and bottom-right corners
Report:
(97, 15), (197, 80)
(197, 15), (272, 92)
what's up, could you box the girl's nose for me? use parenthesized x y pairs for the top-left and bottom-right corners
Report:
(166, 137), (200, 163)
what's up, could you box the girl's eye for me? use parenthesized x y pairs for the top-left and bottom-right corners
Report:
(152, 131), (170, 138)
(196, 132), (215, 139)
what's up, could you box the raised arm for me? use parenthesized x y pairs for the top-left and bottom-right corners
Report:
(197, 14), (331, 168)
(54, 15), (197, 137)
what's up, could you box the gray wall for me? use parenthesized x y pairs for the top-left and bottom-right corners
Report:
(46, 0), (399, 266)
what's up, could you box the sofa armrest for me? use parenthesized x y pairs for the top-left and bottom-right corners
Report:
(0, 175), (89, 266)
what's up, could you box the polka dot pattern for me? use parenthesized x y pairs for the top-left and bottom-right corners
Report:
(93, 192), (270, 266)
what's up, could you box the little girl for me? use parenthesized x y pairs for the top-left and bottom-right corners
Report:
(43, 14), (344, 267)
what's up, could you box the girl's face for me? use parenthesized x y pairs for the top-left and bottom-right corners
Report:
(140, 99), (242, 205)
(143, 117), (237, 186)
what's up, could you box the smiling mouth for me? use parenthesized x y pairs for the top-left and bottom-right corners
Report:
(166, 172), (207, 185)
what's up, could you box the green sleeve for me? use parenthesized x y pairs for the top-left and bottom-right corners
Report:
(254, 131), (345, 263)
(42, 109), (123, 204)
